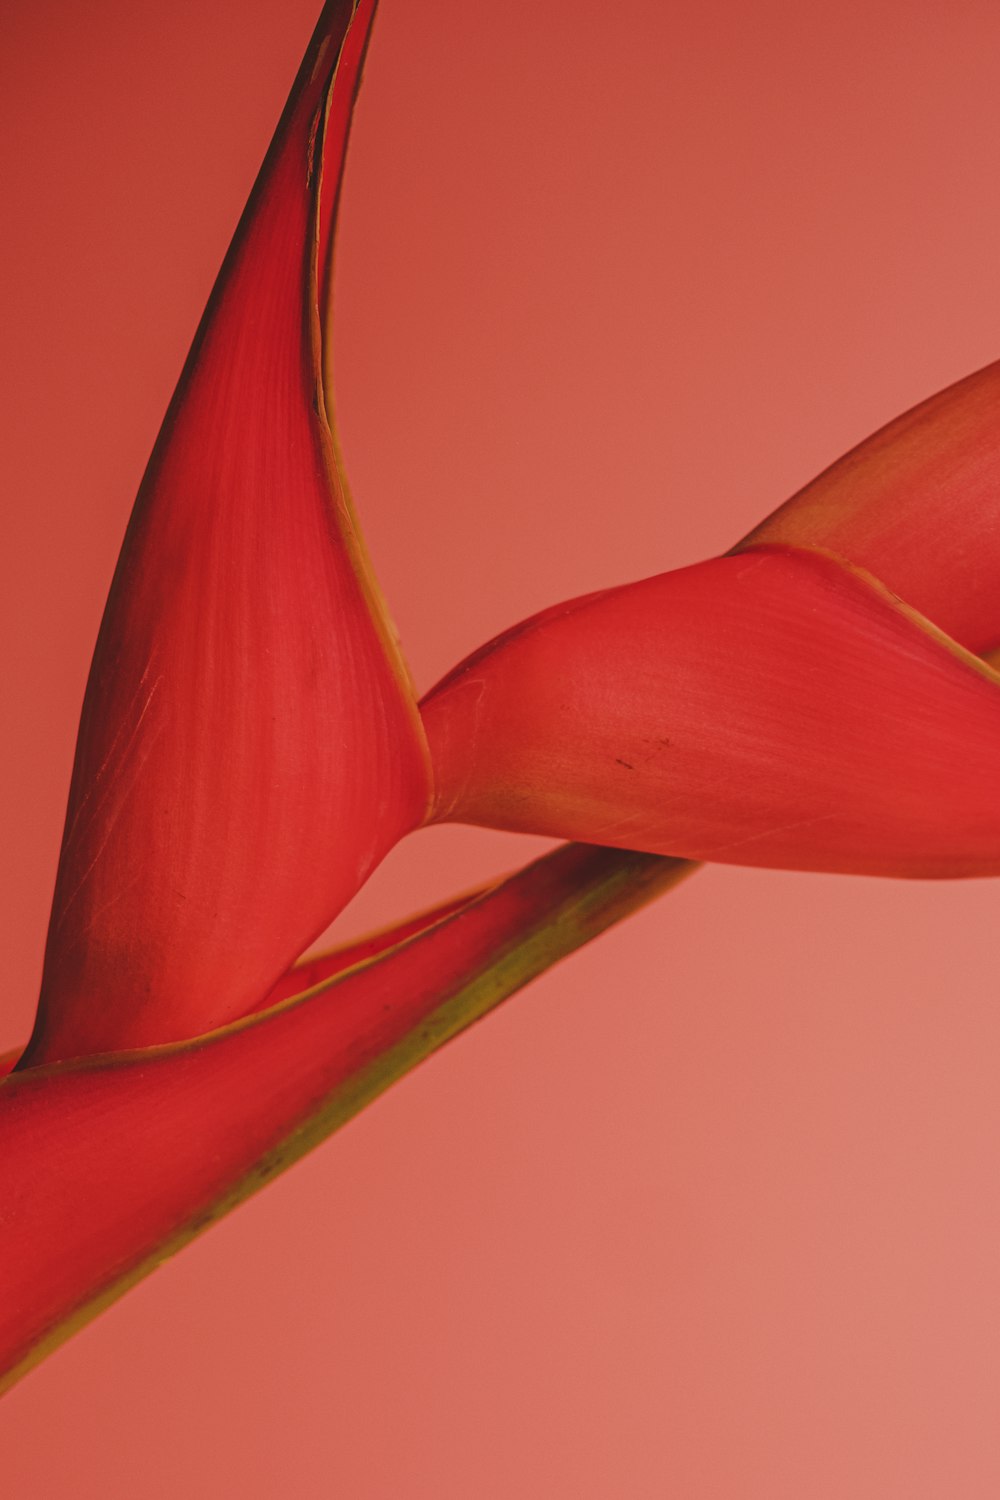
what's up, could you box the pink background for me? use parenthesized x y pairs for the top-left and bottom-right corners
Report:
(3, 0), (1000, 1493)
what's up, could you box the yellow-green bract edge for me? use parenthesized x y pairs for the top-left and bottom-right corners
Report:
(1, 843), (696, 1396)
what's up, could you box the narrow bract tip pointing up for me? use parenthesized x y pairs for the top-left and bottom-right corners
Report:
(23, 0), (430, 1067)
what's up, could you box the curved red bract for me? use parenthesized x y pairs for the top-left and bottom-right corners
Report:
(422, 363), (1000, 877)
(21, 0), (430, 1068)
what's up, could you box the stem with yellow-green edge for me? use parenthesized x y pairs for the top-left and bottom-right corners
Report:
(1, 843), (696, 1396)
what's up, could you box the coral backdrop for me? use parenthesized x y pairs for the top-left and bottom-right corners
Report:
(3, 0), (1000, 1494)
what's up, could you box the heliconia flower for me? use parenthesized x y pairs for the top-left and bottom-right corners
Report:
(4, 0), (999, 1398)
(421, 363), (1000, 877)
(0, 0), (689, 1393)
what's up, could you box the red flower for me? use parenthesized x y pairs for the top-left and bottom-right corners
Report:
(0, 0), (686, 1393)
(3, 0), (998, 1393)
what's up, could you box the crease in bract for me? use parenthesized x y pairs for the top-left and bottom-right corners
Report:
(734, 359), (1000, 657)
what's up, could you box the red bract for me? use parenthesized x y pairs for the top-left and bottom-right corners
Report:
(3, 0), (999, 1396)
(422, 367), (1000, 874)
(1, 843), (690, 1391)
(21, 0), (430, 1067)
(735, 360), (1000, 657)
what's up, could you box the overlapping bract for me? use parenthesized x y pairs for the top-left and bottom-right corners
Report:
(736, 360), (1000, 657)
(422, 362), (1000, 876)
(4, 0), (999, 1397)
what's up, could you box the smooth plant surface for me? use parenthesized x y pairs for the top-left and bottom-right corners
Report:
(5, 5), (1000, 1494)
